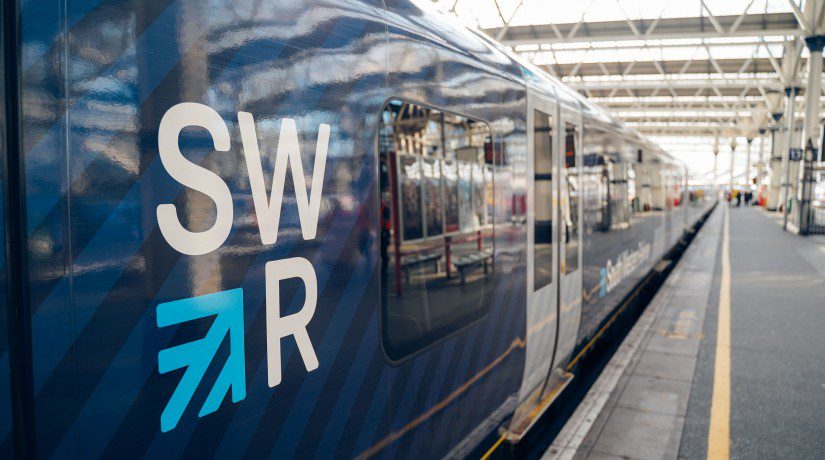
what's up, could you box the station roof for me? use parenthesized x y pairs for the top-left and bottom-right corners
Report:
(431, 0), (824, 182)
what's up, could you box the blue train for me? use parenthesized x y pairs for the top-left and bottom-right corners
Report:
(0, 0), (714, 457)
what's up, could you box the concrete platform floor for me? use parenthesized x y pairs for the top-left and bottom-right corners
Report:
(547, 204), (825, 459)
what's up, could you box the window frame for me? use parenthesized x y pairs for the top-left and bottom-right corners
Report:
(376, 97), (497, 365)
(562, 120), (580, 274)
(532, 108), (554, 292)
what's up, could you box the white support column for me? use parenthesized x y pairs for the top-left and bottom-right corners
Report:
(758, 128), (767, 165)
(753, 128), (767, 205)
(729, 138), (737, 198)
(713, 146), (719, 197)
(765, 95), (785, 211)
(802, 39), (824, 153)
(745, 137), (753, 191)
(778, 36), (802, 222)
(782, 86), (800, 229)
(799, 34), (824, 233)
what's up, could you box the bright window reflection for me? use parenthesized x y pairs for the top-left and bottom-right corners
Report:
(379, 99), (495, 362)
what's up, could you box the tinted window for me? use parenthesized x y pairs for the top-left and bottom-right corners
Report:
(379, 100), (494, 362)
(533, 110), (553, 291)
(563, 122), (579, 273)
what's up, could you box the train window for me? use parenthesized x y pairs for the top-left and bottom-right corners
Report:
(627, 164), (639, 213)
(379, 99), (494, 362)
(563, 122), (579, 273)
(533, 109), (553, 291)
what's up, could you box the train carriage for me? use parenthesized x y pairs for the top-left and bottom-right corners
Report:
(0, 0), (713, 457)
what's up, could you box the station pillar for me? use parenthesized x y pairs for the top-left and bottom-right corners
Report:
(712, 145), (719, 198)
(766, 110), (783, 211)
(782, 86), (800, 229)
(757, 128), (766, 189)
(758, 129), (766, 165)
(798, 35), (824, 234)
(729, 138), (737, 198)
(802, 36), (823, 158)
(745, 137), (753, 192)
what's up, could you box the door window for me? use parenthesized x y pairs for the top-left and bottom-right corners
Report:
(563, 121), (579, 273)
(533, 109), (554, 291)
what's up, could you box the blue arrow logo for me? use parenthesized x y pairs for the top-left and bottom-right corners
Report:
(157, 288), (246, 432)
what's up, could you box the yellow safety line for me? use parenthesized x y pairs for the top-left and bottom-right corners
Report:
(708, 206), (731, 459)
(480, 433), (507, 460)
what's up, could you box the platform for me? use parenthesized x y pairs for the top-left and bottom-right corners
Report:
(547, 204), (825, 459)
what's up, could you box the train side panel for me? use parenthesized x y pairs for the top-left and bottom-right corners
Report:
(0, 5), (12, 452)
(576, 135), (692, 344)
(375, 2), (528, 456)
(15, 0), (395, 457)
(10, 0), (531, 457)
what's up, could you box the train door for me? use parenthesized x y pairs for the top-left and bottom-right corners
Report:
(507, 94), (561, 440)
(550, 110), (583, 381)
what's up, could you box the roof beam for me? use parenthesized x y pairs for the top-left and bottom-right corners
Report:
(592, 95), (825, 106)
(485, 12), (801, 47)
(644, 0), (673, 39)
(518, 38), (789, 53)
(700, 1), (726, 35)
(492, 0), (526, 41)
(564, 77), (780, 91)
(786, 0), (809, 33)
(544, 58), (795, 80)
(728, 0), (757, 34)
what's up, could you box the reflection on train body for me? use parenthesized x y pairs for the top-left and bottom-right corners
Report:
(379, 100), (495, 362)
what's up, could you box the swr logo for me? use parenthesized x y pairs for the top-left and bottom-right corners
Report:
(154, 102), (329, 432)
